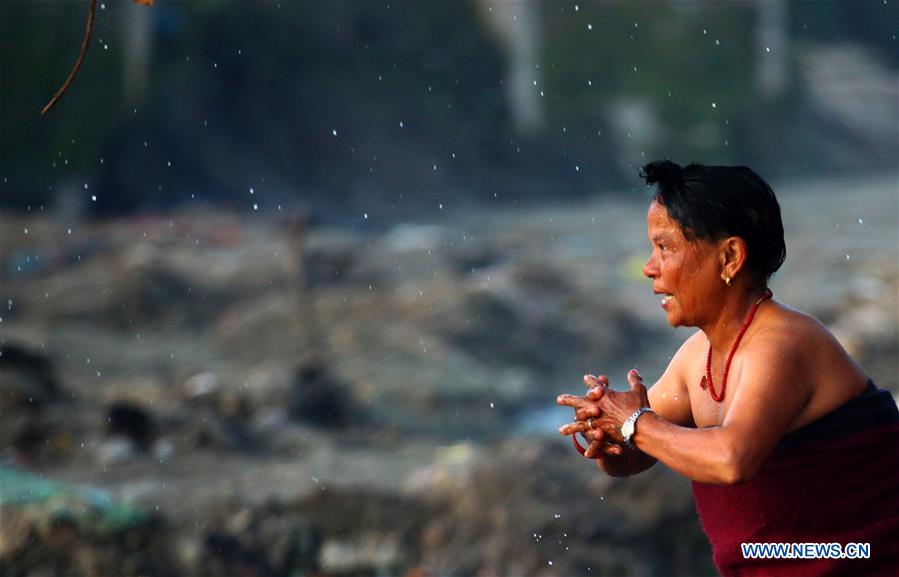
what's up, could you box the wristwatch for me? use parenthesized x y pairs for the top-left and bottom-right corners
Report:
(621, 407), (653, 448)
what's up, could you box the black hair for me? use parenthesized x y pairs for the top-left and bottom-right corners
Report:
(640, 160), (786, 285)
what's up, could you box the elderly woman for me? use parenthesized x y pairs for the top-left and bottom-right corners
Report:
(557, 160), (899, 576)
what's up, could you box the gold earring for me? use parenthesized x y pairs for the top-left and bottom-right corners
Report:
(725, 276), (731, 286)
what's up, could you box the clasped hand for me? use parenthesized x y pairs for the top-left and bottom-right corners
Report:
(556, 370), (649, 459)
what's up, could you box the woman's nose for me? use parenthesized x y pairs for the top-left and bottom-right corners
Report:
(642, 255), (657, 278)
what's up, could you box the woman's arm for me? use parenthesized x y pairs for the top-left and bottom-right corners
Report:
(615, 333), (811, 484)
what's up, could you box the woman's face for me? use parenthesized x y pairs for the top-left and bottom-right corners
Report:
(642, 201), (722, 327)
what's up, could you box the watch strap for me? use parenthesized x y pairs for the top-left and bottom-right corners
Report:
(622, 407), (653, 447)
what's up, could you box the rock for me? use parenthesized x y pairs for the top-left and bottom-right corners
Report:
(0, 342), (59, 409)
(382, 223), (453, 252)
(319, 535), (401, 575)
(408, 438), (711, 577)
(0, 463), (174, 577)
(106, 402), (156, 450)
(183, 371), (221, 399)
(180, 408), (254, 452)
(200, 501), (321, 577)
(303, 239), (358, 289)
(252, 407), (289, 435)
(153, 438), (175, 462)
(293, 489), (429, 575)
(289, 360), (350, 428)
(244, 364), (294, 409)
(3, 407), (81, 466)
(96, 437), (137, 465)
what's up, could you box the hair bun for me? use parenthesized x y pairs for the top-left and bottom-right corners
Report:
(641, 160), (684, 188)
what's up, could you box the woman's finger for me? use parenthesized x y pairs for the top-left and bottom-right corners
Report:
(559, 421), (589, 436)
(627, 369), (644, 390)
(584, 428), (605, 444)
(575, 405), (600, 420)
(585, 439), (605, 459)
(584, 374), (610, 389)
(556, 393), (594, 409)
(603, 443), (624, 456)
(627, 369), (650, 405)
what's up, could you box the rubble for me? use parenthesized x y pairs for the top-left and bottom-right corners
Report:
(0, 173), (894, 575)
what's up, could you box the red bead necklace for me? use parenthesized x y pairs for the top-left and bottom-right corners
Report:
(700, 289), (772, 402)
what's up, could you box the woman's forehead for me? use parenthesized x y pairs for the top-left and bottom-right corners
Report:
(646, 202), (681, 234)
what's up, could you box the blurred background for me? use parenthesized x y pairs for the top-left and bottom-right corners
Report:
(1, 1), (896, 576)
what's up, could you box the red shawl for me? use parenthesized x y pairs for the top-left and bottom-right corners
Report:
(692, 381), (899, 576)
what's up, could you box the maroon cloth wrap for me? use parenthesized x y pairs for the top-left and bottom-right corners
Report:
(692, 381), (899, 576)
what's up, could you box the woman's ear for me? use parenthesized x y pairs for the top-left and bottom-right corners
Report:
(720, 236), (749, 281)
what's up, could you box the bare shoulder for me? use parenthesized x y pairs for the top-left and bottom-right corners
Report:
(741, 300), (869, 425)
(750, 301), (854, 359)
(669, 329), (708, 372)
